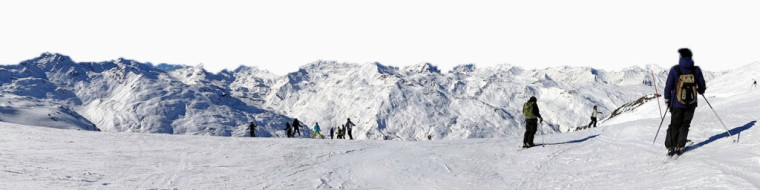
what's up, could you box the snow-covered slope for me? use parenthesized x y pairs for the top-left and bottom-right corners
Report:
(0, 94), (97, 131)
(1, 53), (750, 141)
(1, 74), (757, 188)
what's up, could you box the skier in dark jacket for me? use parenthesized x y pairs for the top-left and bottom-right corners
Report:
(330, 127), (335, 139)
(663, 48), (707, 156)
(248, 122), (256, 137)
(285, 122), (293, 138)
(522, 96), (544, 148)
(587, 106), (603, 128)
(292, 118), (301, 137)
(339, 124), (346, 139)
(345, 118), (356, 140)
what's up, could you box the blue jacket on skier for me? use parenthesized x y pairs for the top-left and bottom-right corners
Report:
(663, 55), (707, 109)
(311, 122), (324, 139)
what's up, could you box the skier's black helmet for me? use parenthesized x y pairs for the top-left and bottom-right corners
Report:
(678, 48), (692, 58)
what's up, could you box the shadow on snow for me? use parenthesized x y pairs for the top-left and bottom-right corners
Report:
(685, 120), (756, 153)
(543, 134), (599, 146)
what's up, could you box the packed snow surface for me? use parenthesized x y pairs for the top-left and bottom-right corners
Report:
(1, 76), (758, 189)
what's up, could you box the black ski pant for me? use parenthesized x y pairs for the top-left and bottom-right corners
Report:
(524, 119), (538, 145)
(665, 107), (695, 148)
(587, 117), (598, 128)
(287, 129), (292, 138)
(348, 129), (353, 140)
(294, 128), (301, 136)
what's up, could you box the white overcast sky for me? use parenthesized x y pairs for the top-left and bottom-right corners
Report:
(1, 0), (759, 75)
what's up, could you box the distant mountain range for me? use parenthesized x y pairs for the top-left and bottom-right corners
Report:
(3, 52), (747, 140)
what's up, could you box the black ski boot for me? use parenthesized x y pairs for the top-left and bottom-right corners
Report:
(675, 147), (685, 156)
(667, 148), (676, 156)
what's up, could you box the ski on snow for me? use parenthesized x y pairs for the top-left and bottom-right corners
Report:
(517, 144), (544, 151)
(666, 140), (694, 161)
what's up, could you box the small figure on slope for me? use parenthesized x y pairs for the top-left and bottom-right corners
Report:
(345, 118), (356, 140)
(522, 96), (544, 148)
(285, 122), (293, 138)
(311, 122), (324, 139)
(587, 106), (603, 128)
(248, 122), (256, 137)
(292, 118), (302, 137)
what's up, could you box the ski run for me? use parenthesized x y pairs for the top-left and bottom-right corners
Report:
(2, 67), (759, 189)
(2, 53), (760, 189)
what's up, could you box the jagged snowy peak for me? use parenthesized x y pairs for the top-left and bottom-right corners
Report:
(153, 63), (187, 72)
(228, 66), (281, 106)
(451, 64), (476, 73)
(169, 64), (208, 85)
(404, 62), (441, 73)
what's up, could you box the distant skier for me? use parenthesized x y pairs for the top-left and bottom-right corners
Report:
(285, 122), (293, 138)
(663, 48), (706, 156)
(427, 135), (432, 140)
(753, 80), (757, 88)
(248, 122), (256, 137)
(338, 125), (345, 139)
(292, 118), (302, 137)
(522, 96), (544, 148)
(311, 122), (324, 139)
(587, 106), (603, 128)
(341, 124), (347, 139)
(345, 118), (356, 140)
(330, 127), (335, 139)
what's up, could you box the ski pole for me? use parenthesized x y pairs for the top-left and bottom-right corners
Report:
(651, 71), (663, 120)
(652, 106), (670, 144)
(540, 121), (545, 146)
(701, 95), (737, 143)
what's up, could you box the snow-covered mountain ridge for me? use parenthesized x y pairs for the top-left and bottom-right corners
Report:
(1, 53), (754, 140)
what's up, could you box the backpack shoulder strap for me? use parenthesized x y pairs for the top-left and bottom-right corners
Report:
(673, 65), (681, 75)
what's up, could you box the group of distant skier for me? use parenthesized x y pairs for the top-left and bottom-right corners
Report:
(521, 48), (708, 157)
(330, 118), (356, 140)
(249, 118), (356, 140)
(283, 118), (303, 138)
